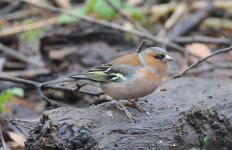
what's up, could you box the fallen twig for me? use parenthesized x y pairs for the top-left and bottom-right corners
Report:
(0, 58), (6, 72)
(211, 62), (232, 69)
(19, 0), (186, 53)
(173, 46), (232, 78)
(192, 0), (232, 11)
(13, 117), (39, 123)
(164, 2), (187, 31)
(167, 2), (214, 37)
(36, 86), (61, 107)
(0, 43), (44, 67)
(0, 76), (104, 97)
(136, 40), (146, 53)
(150, 1), (232, 17)
(0, 17), (60, 37)
(105, 0), (148, 33)
(0, 128), (7, 150)
(158, 2), (187, 36)
(0, 1), (20, 15)
(201, 17), (232, 30)
(0, 116), (29, 138)
(1, 68), (50, 78)
(4, 8), (40, 21)
(173, 35), (231, 45)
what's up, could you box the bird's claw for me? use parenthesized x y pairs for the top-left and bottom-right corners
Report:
(100, 100), (148, 120)
(127, 100), (150, 116)
(117, 101), (136, 120)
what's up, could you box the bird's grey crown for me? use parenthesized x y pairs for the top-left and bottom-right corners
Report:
(149, 47), (167, 53)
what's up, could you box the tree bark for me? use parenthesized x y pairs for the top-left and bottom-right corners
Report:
(25, 78), (232, 150)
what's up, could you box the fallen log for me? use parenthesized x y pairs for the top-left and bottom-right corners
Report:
(25, 78), (232, 150)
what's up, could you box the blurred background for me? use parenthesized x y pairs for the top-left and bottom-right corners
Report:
(0, 0), (231, 149)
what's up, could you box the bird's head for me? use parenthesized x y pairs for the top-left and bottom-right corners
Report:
(141, 47), (174, 63)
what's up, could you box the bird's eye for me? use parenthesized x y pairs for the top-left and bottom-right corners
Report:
(154, 54), (165, 59)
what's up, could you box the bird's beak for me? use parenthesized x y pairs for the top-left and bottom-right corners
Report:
(163, 55), (174, 62)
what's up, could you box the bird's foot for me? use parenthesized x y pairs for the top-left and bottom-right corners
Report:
(100, 100), (147, 120)
(99, 100), (136, 120)
(126, 100), (149, 116)
(117, 100), (136, 120)
(99, 100), (117, 108)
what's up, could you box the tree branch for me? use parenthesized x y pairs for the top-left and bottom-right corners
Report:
(0, 116), (29, 138)
(0, 76), (104, 98)
(105, 0), (148, 33)
(173, 35), (231, 45)
(136, 40), (146, 53)
(0, 42), (44, 67)
(173, 46), (232, 79)
(0, 128), (7, 150)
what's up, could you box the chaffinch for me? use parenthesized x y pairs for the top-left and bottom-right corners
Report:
(70, 47), (173, 119)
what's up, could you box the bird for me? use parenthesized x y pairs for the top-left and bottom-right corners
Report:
(70, 47), (174, 119)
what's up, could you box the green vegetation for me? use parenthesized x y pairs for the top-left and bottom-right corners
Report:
(0, 88), (24, 113)
(59, 0), (145, 24)
(20, 27), (45, 44)
(59, 7), (87, 24)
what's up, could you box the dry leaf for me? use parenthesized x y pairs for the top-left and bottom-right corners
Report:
(186, 43), (211, 63)
(49, 47), (76, 60)
(225, 50), (232, 62)
(123, 22), (134, 30)
(55, 0), (71, 9)
(150, 2), (176, 22)
(5, 97), (38, 114)
(7, 131), (25, 148)
(0, 57), (6, 71)
(128, 0), (144, 6)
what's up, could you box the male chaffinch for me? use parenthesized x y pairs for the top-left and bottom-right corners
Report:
(70, 47), (173, 119)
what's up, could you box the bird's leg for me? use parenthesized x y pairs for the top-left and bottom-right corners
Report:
(126, 100), (149, 115)
(99, 100), (136, 120)
(117, 100), (136, 120)
(99, 100), (117, 108)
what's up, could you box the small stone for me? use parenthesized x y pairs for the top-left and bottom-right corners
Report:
(160, 88), (166, 91)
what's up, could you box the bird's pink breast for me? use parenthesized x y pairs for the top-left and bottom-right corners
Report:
(101, 69), (161, 100)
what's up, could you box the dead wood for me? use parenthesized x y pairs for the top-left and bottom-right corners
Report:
(167, 3), (214, 38)
(25, 78), (232, 150)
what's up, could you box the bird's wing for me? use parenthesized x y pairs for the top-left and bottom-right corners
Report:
(70, 53), (142, 83)
(86, 63), (127, 83)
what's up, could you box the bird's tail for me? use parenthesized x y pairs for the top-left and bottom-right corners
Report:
(69, 73), (87, 79)
(41, 77), (75, 86)
(68, 73), (96, 82)
(41, 73), (95, 87)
